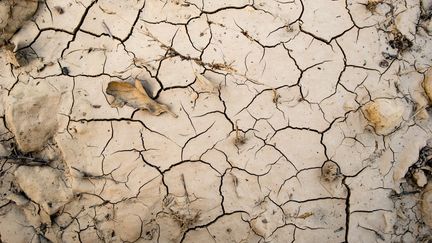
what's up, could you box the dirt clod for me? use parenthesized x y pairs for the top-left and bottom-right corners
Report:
(321, 160), (340, 182)
(423, 67), (432, 103)
(5, 82), (61, 153)
(54, 6), (64, 14)
(106, 79), (177, 117)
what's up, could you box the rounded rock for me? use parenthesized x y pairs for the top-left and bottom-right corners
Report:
(421, 183), (432, 229)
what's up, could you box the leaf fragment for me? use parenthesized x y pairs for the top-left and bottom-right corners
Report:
(106, 79), (177, 117)
(194, 72), (219, 93)
(2, 43), (20, 66)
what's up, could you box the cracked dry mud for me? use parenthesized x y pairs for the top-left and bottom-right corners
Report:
(1, 0), (432, 242)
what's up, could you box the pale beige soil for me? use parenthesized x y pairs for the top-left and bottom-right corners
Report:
(1, 0), (432, 242)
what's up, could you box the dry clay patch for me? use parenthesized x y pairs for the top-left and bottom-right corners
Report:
(0, 0), (432, 242)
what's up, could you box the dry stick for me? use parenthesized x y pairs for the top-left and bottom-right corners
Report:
(108, 15), (273, 91)
(110, 17), (278, 101)
(180, 174), (189, 203)
(231, 173), (240, 197)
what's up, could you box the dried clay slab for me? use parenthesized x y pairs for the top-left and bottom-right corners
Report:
(106, 79), (177, 117)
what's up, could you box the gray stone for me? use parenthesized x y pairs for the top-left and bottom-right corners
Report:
(5, 82), (60, 153)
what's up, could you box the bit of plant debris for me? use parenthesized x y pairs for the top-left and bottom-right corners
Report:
(0, 142), (52, 166)
(389, 31), (413, 53)
(99, 5), (116, 15)
(419, 1), (432, 22)
(0, 0), (39, 67)
(404, 145), (432, 187)
(106, 79), (177, 117)
(362, 99), (404, 135)
(379, 60), (389, 68)
(272, 88), (281, 104)
(2, 43), (20, 66)
(233, 120), (246, 146)
(364, 0), (383, 13)
(61, 66), (70, 75)
(295, 212), (314, 219)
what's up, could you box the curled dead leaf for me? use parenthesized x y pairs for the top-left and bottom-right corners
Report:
(106, 79), (177, 117)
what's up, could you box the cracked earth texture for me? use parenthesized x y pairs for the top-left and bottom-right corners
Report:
(1, 0), (432, 242)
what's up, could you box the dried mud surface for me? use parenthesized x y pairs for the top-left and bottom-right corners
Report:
(1, 0), (432, 242)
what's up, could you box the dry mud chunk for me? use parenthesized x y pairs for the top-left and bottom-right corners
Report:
(422, 183), (432, 229)
(14, 166), (73, 215)
(413, 170), (428, 188)
(5, 82), (61, 153)
(393, 131), (428, 187)
(362, 99), (405, 135)
(0, 0), (38, 46)
(0, 206), (36, 242)
(411, 90), (430, 120)
(106, 79), (177, 117)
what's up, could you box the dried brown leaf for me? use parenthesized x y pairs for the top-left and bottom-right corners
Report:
(106, 79), (177, 117)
